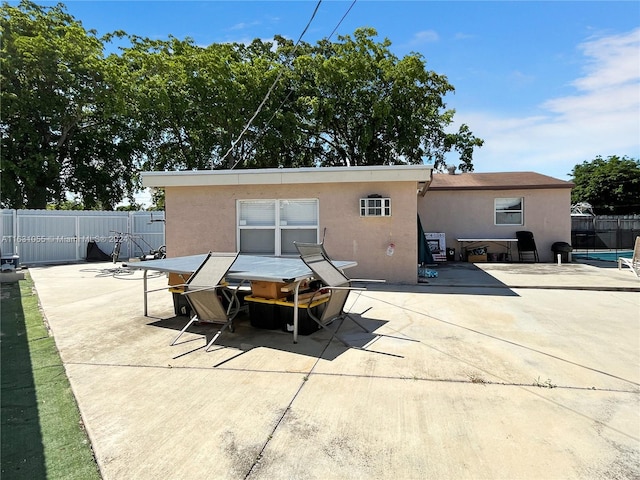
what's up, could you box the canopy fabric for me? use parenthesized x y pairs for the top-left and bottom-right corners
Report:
(417, 215), (434, 265)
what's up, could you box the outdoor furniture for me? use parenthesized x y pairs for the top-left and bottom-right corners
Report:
(171, 252), (241, 351)
(551, 241), (573, 263)
(126, 253), (357, 343)
(457, 238), (517, 262)
(516, 231), (539, 262)
(295, 242), (377, 349)
(292, 241), (332, 260)
(618, 236), (640, 277)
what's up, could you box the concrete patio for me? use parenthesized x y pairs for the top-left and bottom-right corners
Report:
(25, 260), (640, 479)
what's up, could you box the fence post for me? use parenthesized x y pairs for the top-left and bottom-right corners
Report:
(14, 209), (20, 259)
(75, 214), (81, 262)
(129, 212), (135, 259)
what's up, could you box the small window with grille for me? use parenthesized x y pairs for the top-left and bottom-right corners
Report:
(360, 197), (391, 217)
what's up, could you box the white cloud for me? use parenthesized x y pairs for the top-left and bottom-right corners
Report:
(134, 189), (153, 208)
(453, 27), (640, 179)
(227, 20), (262, 32)
(454, 32), (475, 41)
(573, 28), (640, 91)
(507, 70), (536, 88)
(408, 30), (440, 45)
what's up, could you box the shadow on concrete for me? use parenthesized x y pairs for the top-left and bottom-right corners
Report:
(371, 283), (519, 297)
(147, 313), (406, 362)
(377, 263), (519, 296)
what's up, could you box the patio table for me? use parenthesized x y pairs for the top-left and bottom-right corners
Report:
(125, 254), (357, 343)
(457, 238), (518, 262)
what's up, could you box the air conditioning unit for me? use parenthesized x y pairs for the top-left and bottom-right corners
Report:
(360, 197), (391, 217)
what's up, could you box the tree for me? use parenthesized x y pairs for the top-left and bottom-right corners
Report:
(293, 28), (483, 170)
(1, 4), (483, 210)
(106, 35), (240, 171)
(111, 34), (318, 172)
(114, 28), (483, 172)
(570, 155), (640, 214)
(1, 1), (137, 209)
(232, 36), (322, 169)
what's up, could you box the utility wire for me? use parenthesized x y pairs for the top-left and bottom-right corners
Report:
(328, 0), (357, 40)
(263, 0), (357, 129)
(226, 0), (358, 170)
(223, 1), (322, 170)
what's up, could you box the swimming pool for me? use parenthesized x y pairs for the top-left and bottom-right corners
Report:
(572, 250), (633, 262)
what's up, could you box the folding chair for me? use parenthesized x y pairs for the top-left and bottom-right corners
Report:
(294, 242), (375, 348)
(516, 230), (539, 262)
(294, 229), (330, 259)
(293, 241), (333, 260)
(171, 252), (241, 351)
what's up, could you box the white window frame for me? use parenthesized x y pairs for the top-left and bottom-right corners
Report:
(494, 197), (524, 226)
(237, 199), (319, 255)
(360, 197), (391, 217)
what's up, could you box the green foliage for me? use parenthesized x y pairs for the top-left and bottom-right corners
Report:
(570, 155), (640, 214)
(46, 199), (85, 210)
(2, 2), (483, 209)
(1, 0), (138, 209)
(293, 28), (483, 169)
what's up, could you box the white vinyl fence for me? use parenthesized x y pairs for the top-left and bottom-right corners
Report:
(0, 209), (165, 265)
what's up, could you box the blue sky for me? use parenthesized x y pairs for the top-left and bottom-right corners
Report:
(45, 1), (640, 182)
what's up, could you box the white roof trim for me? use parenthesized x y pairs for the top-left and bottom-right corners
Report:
(142, 165), (433, 187)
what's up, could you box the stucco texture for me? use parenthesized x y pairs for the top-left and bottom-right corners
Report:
(165, 182), (419, 283)
(419, 187), (572, 262)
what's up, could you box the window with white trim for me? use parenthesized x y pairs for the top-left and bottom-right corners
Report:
(237, 199), (319, 255)
(360, 197), (391, 217)
(495, 197), (523, 225)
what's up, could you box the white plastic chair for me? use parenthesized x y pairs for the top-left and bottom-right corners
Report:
(618, 236), (640, 277)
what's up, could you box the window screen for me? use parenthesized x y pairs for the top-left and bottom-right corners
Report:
(495, 198), (523, 225)
(281, 229), (318, 254)
(280, 200), (318, 226)
(239, 200), (275, 226)
(238, 199), (319, 255)
(239, 229), (275, 254)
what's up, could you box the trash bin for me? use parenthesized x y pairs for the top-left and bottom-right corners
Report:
(551, 242), (573, 263)
(446, 248), (456, 261)
(171, 291), (191, 317)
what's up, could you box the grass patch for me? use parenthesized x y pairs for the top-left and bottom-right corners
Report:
(1, 274), (101, 479)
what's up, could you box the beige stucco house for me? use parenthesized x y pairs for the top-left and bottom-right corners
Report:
(420, 171), (574, 263)
(142, 165), (574, 283)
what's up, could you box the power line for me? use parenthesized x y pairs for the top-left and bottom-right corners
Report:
(222, 1), (322, 169)
(328, 0), (357, 40)
(225, 0), (358, 170)
(253, 0), (357, 146)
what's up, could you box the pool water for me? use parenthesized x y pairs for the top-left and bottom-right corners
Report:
(572, 250), (633, 262)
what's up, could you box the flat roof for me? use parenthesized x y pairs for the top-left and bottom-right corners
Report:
(428, 172), (574, 191)
(142, 165), (433, 188)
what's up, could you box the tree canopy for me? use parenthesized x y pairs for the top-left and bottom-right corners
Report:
(570, 155), (640, 215)
(1, 0), (138, 209)
(1, 1), (483, 210)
